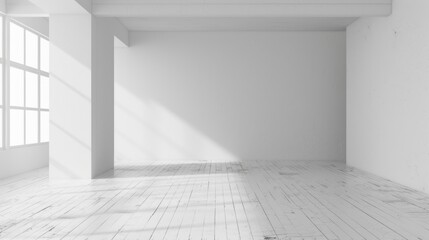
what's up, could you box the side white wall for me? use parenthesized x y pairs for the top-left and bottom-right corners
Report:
(91, 17), (114, 177)
(50, 15), (115, 179)
(347, 1), (429, 193)
(115, 31), (346, 163)
(0, 145), (48, 179)
(50, 15), (93, 179)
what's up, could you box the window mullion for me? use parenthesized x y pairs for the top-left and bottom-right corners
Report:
(1, 15), (4, 149)
(38, 35), (41, 144)
(5, 16), (10, 149)
(23, 29), (26, 145)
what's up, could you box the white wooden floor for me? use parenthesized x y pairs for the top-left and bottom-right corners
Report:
(1, 160), (429, 240)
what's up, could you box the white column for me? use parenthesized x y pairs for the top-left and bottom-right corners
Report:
(49, 15), (114, 179)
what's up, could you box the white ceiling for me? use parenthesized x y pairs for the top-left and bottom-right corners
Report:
(120, 17), (358, 31)
(88, 0), (389, 31)
(4, 0), (391, 32)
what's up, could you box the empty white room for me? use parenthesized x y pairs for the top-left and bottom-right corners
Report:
(1, 0), (429, 239)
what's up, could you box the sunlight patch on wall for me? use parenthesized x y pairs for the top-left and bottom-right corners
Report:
(50, 44), (92, 179)
(115, 83), (238, 163)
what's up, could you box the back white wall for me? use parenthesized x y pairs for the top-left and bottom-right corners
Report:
(115, 31), (346, 163)
(347, 1), (429, 193)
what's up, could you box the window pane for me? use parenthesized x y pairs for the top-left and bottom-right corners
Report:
(26, 72), (38, 108)
(40, 76), (49, 109)
(26, 110), (38, 144)
(10, 22), (25, 64)
(40, 111), (49, 142)
(25, 30), (39, 69)
(0, 17), (3, 58)
(10, 109), (24, 146)
(10, 67), (24, 107)
(40, 38), (49, 72)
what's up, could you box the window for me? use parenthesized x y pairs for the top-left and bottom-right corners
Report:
(0, 17), (49, 148)
(0, 16), (3, 148)
(10, 22), (24, 65)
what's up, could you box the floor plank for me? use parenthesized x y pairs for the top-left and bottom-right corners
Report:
(1, 160), (429, 239)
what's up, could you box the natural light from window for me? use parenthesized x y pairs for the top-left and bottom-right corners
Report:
(1, 18), (50, 148)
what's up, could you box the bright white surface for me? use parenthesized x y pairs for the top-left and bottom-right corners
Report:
(347, 0), (429, 194)
(9, 22), (24, 64)
(25, 71), (38, 108)
(4, 0), (393, 20)
(40, 37), (49, 72)
(50, 15), (114, 179)
(0, 16), (49, 180)
(93, 0), (392, 18)
(115, 31), (346, 163)
(1, 160), (429, 239)
(120, 17), (357, 31)
(9, 109), (24, 146)
(40, 76), (49, 108)
(9, 67), (24, 107)
(25, 30), (38, 68)
(40, 111), (49, 142)
(0, 145), (48, 179)
(50, 14), (93, 179)
(25, 110), (38, 144)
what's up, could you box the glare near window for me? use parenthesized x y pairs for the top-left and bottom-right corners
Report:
(40, 76), (49, 109)
(40, 112), (49, 142)
(10, 22), (25, 64)
(10, 109), (24, 146)
(26, 110), (38, 144)
(26, 72), (38, 108)
(6, 20), (50, 147)
(40, 38), (49, 73)
(25, 30), (39, 69)
(10, 67), (24, 107)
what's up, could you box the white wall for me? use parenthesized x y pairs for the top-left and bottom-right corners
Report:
(347, 1), (429, 193)
(0, 145), (48, 179)
(91, 16), (115, 177)
(50, 15), (114, 179)
(115, 31), (346, 163)
(0, 17), (49, 180)
(50, 14), (93, 179)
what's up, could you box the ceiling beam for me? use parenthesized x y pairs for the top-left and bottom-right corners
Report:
(92, 0), (392, 18)
(28, 0), (91, 14)
(6, 0), (47, 17)
(0, 0), (6, 14)
(5, 0), (91, 17)
(111, 18), (129, 47)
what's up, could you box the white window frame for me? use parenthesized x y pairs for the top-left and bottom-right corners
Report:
(0, 14), (4, 149)
(2, 16), (49, 149)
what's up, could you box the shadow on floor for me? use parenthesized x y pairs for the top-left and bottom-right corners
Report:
(97, 162), (250, 179)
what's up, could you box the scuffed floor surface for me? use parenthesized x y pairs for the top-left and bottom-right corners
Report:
(1, 160), (429, 239)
